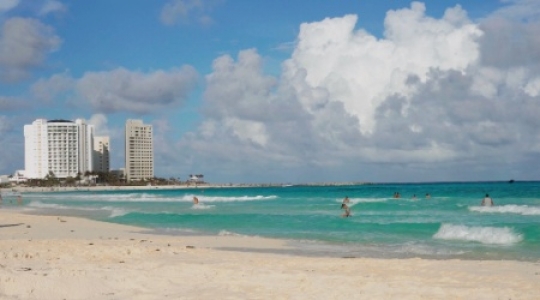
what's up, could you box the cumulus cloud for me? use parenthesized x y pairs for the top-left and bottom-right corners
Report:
(168, 1), (540, 182)
(31, 71), (74, 102)
(76, 66), (199, 114)
(479, 16), (540, 69)
(284, 3), (482, 135)
(88, 113), (110, 136)
(0, 17), (61, 81)
(160, 0), (220, 26)
(169, 48), (363, 180)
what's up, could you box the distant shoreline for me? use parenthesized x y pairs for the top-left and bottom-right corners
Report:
(1, 184), (234, 194)
(1, 181), (372, 194)
(3, 180), (535, 194)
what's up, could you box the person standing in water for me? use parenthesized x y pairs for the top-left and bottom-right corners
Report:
(341, 203), (351, 217)
(481, 194), (494, 206)
(341, 196), (351, 217)
(193, 196), (199, 205)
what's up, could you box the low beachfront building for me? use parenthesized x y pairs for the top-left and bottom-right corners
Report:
(188, 174), (205, 183)
(0, 175), (9, 184)
(9, 170), (27, 184)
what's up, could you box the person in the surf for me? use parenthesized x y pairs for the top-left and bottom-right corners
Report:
(481, 194), (494, 206)
(341, 203), (351, 217)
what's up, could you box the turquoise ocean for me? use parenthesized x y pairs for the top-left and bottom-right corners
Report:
(7, 181), (540, 261)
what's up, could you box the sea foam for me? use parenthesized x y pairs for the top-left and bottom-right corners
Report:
(433, 223), (522, 245)
(191, 203), (215, 210)
(26, 201), (67, 209)
(218, 230), (245, 237)
(469, 205), (540, 215)
(103, 207), (131, 218)
(182, 195), (277, 203)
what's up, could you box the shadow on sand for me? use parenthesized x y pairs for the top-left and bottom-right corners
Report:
(0, 223), (24, 228)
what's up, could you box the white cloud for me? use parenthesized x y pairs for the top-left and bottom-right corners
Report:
(76, 66), (199, 114)
(470, 67), (503, 98)
(524, 77), (540, 97)
(0, 17), (61, 82)
(160, 0), (219, 26)
(0, 0), (19, 13)
(284, 3), (482, 134)
(478, 1), (540, 69)
(489, 0), (540, 22)
(39, 0), (66, 16)
(167, 1), (540, 183)
(224, 118), (268, 147)
(4, 1), (537, 183)
(31, 71), (74, 102)
(88, 114), (110, 136)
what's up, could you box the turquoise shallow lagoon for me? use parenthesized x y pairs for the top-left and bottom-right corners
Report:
(11, 181), (540, 261)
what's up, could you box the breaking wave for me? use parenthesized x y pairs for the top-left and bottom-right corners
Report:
(433, 224), (522, 245)
(469, 205), (540, 216)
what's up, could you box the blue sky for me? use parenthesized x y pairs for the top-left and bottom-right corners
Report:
(1, 0), (540, 183)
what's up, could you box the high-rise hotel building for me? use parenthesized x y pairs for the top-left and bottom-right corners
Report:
(24, 119), (96, 179)
(93, 136), (110, 173)
(125, 119), (154, 181)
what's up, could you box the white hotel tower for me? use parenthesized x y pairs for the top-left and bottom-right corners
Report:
(125, 119), (154, 181)
(93, 136), (110, 173)
(24, 119), (95, 179)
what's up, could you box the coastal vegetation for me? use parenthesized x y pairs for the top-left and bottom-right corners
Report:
(8, 171), (200, 188)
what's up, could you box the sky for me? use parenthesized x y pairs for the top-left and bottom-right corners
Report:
(1, 0), (540, 184)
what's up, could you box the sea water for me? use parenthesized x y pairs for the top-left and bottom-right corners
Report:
(8, 181), (540, 261)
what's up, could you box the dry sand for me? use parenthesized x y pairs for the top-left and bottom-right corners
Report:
(0, 210), (538, 300)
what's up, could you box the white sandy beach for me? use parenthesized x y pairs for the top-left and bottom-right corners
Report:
(0, 210), (538, 300)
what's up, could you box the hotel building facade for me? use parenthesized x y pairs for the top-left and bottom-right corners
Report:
(93, 136), (110, 173)
(125, 119), (154, 181)
(24, 119), (96, 179)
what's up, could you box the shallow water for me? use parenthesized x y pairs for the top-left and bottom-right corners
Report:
(9, 181), (540, 261)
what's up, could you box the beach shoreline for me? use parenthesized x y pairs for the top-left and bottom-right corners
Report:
(0, 210), (538, 299)
(1, 184), (239, 194)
